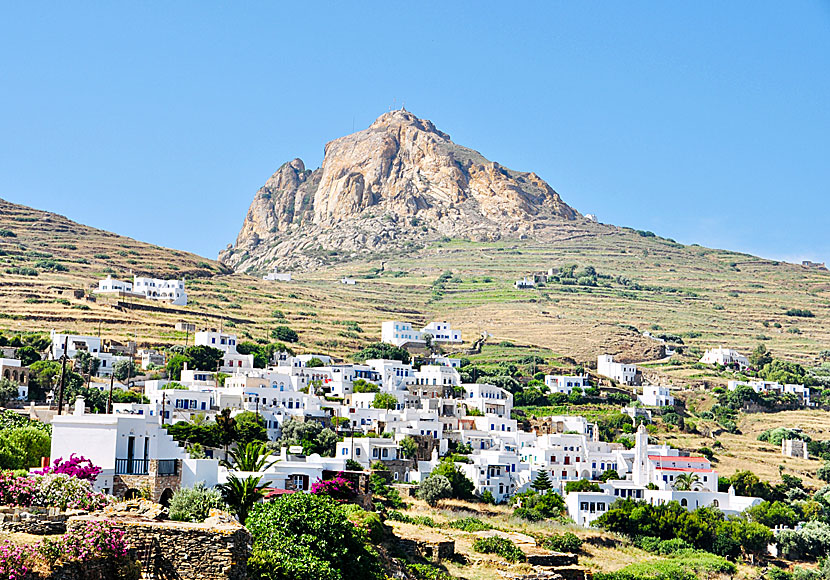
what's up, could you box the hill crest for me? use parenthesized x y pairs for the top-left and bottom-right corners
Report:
(219, 110), (583, 272)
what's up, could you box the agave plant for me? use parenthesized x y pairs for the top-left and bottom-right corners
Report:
(221, 441), (278, 472)
(218, 474), (269, 524)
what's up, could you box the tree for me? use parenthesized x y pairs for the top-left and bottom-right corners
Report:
(74, 351), (100, 380)
(531, 470), (553, 492)
(222, 442), (277, 472)
(818, 463), (830, 483)
(185, 345), (225, 371)
(351, 342), (410, 364)
(166, 354), (190, 381)
(218, 473), (268, 524)
(112, 359), (134, 382)
(673, 473), (702, 491)
(216, 408), (237, 454)
(749, 344), (773, 368)
(16, 346), (41, 367)
(111, 390), (149, 404)
(270, 326), (299, 343)
(431, 458), (475, 499)
(345, 459), (363, 471)
(352, 379), (379, 393)
(564, 479), (601, 493)
(599, 469), (620, 482)
(235, 411), (268, 446)
(399, 436), (417, 460)
(0, 378), (19, 403)
(419, 474), (452, 506)
(305, 357), (325, 368)
(28, 360), (62, 399)
(372, 392), (398, 410)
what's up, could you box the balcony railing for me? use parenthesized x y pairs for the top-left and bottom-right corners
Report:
(115, 458), (179, 476)
(115, 458), (149, 475)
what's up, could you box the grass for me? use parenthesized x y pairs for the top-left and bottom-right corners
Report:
(1, 197), (829, 369)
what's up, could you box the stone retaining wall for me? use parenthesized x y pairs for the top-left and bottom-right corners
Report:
(68, 515), (250, 580)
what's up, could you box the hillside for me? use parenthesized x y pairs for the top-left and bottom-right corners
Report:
(1, 108), (829, 366)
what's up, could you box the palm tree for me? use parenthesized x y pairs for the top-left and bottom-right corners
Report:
(221, 442), (277, 472)
(673, 473), (702, 491)
(218, 474), (268, 524)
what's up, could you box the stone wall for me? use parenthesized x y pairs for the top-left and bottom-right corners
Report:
(68, 514), (250, 580)
(112, 459), (183, 503)
(0, 506), (71, 535)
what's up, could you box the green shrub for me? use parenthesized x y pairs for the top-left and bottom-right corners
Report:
(339, 504), (384, 543)
(448, 517), (492, 532)
(246, 493), (383, 580)
(542, 532), (583, 553)
(472, 536), (524, 563)
(168, 484), (228, 522)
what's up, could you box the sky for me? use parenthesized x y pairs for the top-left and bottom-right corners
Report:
(1, 2), (828, 263)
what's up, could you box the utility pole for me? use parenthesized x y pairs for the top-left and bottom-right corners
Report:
(106, 373), (114, 414)
(56, 336), (69, 415)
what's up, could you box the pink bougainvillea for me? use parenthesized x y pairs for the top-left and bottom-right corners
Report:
(35, 454), (102, 482)
(310, 472), (357, 501)
(0, 541), (35, 580)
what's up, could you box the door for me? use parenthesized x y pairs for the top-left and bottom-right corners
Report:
(127, 436), (135, 474)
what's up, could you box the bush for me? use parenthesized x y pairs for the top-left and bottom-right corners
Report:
(169, 484), (228, 523)
(448, 517), (492, 532)
(39, 520), (127, 565)
(778, 520), (830, 561)
(339, 504), (384, 543)
(0, 541), (34, 579)
(785, 309), (815, 318)
(512, 490), (565, 521)
(430, 459), (475, 499)
(246, 493), (383, 580)
(310, 473), (356, 501)
(542, 532), (583, 553)
(419, 475), (452, 506)
(472, 536), (525, 563)
(270, 326), (299, 343)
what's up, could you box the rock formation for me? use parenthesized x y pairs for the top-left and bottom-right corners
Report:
(220, 109), (585, 272)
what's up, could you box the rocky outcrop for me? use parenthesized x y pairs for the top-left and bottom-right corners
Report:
(220, 109), (585, 272)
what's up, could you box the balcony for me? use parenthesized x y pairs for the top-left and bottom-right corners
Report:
(115, 458), (179, 476)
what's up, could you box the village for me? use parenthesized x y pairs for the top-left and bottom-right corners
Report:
(0, 273), (819, 531)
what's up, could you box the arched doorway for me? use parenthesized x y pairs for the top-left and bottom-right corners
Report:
(159, 488), (174, 507)
(124, 488), (141, 500)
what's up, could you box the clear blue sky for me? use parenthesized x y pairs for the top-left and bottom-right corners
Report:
(1, 2), (828, 263)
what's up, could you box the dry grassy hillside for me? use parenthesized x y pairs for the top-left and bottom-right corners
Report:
(1, 198), (828, 366)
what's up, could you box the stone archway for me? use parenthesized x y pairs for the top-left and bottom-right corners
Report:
(124, 488), (142, 500)
(159, 488), (174, 507)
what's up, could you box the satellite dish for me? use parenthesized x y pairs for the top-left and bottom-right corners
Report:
(288, 445), (304, 455)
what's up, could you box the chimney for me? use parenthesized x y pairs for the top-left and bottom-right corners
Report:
(73, 396), (86, 416)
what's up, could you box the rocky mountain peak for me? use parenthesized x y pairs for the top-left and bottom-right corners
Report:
(220, 110), (584, 272)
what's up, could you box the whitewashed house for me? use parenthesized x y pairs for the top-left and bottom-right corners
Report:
(132, 276), (187, 306)
(50, 397), (219, 500)
(0, 358), (28, 400)
(545, 375), (591, 395)
(381, 321), (426, 348)
(421, 321), (462, 344)
(638, 385), (675, 407)
(700, 348), (749, 369)
(94, 275), (133, 294)
(596, 355), (637, 385)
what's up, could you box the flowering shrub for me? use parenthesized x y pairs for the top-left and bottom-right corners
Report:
(310, 472), (356, 501)
(35, 454), (102, 482)
(39, 520), (128, 566)
(32, 473), (109, 511)
(0, 472), (37, 507)
(0, 541), (35, 580)
(0, 471), (109, 511)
